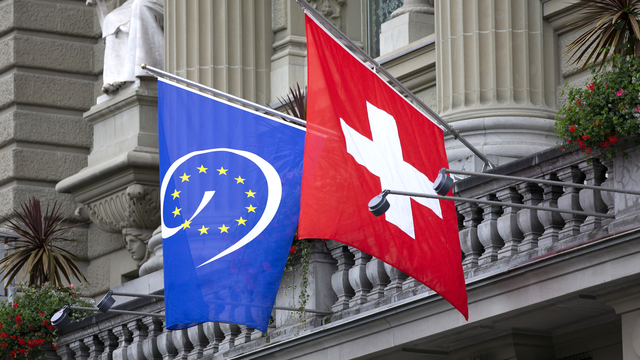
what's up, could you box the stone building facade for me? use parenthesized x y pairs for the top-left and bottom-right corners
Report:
(2, 0), (640, 359)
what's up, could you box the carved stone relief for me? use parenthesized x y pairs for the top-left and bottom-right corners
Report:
(309, 0), (345, 27)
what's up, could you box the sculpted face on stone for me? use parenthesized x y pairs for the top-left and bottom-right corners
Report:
(122, 228), (153, 267)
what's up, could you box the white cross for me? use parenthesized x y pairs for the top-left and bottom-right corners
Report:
(340, 102), (442, 239)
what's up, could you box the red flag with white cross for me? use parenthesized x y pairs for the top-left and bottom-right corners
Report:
(298, 14), (468, 319)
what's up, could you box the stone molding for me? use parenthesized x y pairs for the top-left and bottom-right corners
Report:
(79, 184), (160, 234)
(391, 0), (434, 18)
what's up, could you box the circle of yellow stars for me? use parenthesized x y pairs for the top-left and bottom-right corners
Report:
(170, 164), (258, 235)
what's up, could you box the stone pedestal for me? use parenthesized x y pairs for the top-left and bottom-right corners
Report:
(435, 0), (560, 170)
(56, 80), (161, 282)
(601, 287), (640, 360)
(380, 0), (434, 56)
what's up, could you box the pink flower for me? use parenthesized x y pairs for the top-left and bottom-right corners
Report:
(616, 89), (625, 96)
(636, 107), (640, 111)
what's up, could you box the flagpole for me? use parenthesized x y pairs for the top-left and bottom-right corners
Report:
(141, 64), (307, 128)
(296, 0), (497, 171)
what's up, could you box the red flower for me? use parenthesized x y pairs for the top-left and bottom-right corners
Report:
(74, 295), (77, 299)
(566, 139), (572, 144)
(10, 350), (16, 358)
(585, 148), (593, 155)
(1, 343), (6, 348)
(38, 312), (44, 316)
(569, 125), (576, 133)
(609, 135), (618, 144)
(48, 325), (55, 331)
(41, 320), (48, 326)
(581, 134), (591, 140)
(0, 333), (7, 339)
(52, 344), (57, 350)
(0, 322), (3, 329)
(587, 82), (595, 91)
(10, 336), (15, 340)
(576, 99), (582, 104)
(289, 246), (297, 253)
(18, 350), (27, 354)
(12, 303), (17, 309)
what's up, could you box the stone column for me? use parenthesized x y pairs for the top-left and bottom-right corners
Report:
(70, 340), (90, 360)
(476, 195), (503, 265)
(557, 166), (586, 239)
(142, 317), (163, 360)
(165, 0), (272, 105)
(578, 159), (607, 232)
(458, 202), (483, 269)
(202, 322), (223, 357)
(366, 257), (390, 301)
(83, 336), (104, 360)
(601, 288), (640, 360)
(517, 183), (544, 251)
(380, 0), (435, 56)
(537, 174), (565, 247)
(384, 263), (408, 295)
(98, 329), (118, 360)
(186, 325), (208, 360)
(436, 0), (560, 170)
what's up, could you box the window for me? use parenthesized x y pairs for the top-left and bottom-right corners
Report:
(366, 0), (403, 57)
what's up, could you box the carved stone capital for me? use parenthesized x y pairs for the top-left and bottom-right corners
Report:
(309, 0), (345, 27)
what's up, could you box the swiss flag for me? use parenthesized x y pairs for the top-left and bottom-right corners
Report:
(299, 15), (468, 319)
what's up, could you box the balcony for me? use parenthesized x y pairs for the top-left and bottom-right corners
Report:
(52, 143), (640, 359)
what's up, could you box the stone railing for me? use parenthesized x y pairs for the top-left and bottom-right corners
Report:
(51, 145), (640, 360)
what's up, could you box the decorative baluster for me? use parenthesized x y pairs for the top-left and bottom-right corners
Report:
(384, 263), (408, 295)
(517, 183), (544, 251)
(47, 343), (62, 360)
(557, 166), (586, 239)
(217, 323), (240, 353)
(57, 343), (76, 360)
(579, 159), (607, 232)
(497, 188), (524, 259)
(142, 317), (163, 360)
(457, 202), (483, 269)
(330, 245), (355, 312)
(98, 330), (118, 360)
(366, 257), (390, 301)
(202, 323), (223, 357)
(600, 159), (616, 225)
(70, 340), (90, 360)
(537, 174), (565, 247)
(127, 320), (147, 360)
(477, 195), (503, 265)
(84, 336), (104, 360)
(156, 322), (177, 360)
(250, 329), (263, 341)
(402, 277), (421, 290)
(234, 326), (254, 346)
(348, 247), (372, 307)
(171, 330), (192, 360)
(187, 325), (208, 359)
(112, 325), (133, 360)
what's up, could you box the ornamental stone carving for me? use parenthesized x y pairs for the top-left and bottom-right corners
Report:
(81, 184), (160, 234)
(309, 0), (345, 27)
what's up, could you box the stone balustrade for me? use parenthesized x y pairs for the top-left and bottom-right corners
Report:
(51, 145), (640, 360)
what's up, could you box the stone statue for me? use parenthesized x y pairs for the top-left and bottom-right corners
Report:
(87, 0), (164, 94)
(122, 228), (153, 267)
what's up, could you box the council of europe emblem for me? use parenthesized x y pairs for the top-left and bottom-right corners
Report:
(158, 79), (306, 332)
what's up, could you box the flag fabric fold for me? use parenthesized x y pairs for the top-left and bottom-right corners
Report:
(299, 15), (468, 319)
(159, 79), (306, 331)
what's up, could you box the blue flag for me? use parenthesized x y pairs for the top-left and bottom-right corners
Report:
(158, 79), (305, 331)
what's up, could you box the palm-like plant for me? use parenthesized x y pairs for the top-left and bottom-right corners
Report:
(0, 197), (87, 288)
(278, 83), (307, 121)
(567, 0), (640, 72)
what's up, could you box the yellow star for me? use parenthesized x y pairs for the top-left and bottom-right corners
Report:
(246, 204), (257, 213)
(172, 207), (181, 217)
(179, 173), (191, 182)
(245, 190), (256, 198)
(198, 225), (209, 235)
(218, 224), (230, 233)
(234, 176), (245, 184)
(217, 167), (228, 175)
(197, 165), (208, 173)
(171, 189), (181, 199)
(236, 217), (247, 226)
(181, 219), (192, 229)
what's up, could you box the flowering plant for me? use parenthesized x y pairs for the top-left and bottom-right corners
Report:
(0, 283), (92, 360)
(555, 54), (640, 159)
